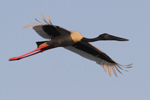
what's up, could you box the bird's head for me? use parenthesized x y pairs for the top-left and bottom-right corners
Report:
(97, 33), (129, 41)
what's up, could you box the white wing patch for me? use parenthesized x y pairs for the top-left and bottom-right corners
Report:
(65, 46), (132, 77)
(23, 14), (54, 39)
(33, 25), (51, 39)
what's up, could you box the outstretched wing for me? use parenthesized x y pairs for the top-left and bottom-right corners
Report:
(33, 25), (60, 39)
(24, 24), (70, 39)
(23, 14), (70, 39)
(65, 42), (132, 77)
(23, 14), (61, 39)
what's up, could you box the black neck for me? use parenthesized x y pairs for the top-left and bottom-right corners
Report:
(81, 37), (100, 42)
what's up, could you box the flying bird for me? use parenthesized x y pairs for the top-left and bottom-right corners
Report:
(9, 14), (132, 76)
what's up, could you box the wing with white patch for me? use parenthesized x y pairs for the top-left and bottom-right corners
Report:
(24, 24), (53, 39)
(65, 42), (132, 77)
(23, 14), (61, 39)
(33, 25), (60, 39)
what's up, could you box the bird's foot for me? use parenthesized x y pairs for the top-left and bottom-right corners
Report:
(9, 57), (21, 61)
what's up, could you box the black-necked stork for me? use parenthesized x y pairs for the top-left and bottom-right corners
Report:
(9, 14), (132, 76)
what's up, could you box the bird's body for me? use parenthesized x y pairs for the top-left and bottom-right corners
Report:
(34, 25), (84, 47)
(9, 14), (132, 76)
(47, 30), (83, 47)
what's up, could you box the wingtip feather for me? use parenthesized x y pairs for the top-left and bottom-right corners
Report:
(112, 66), (117, 77)
(117, 63), (133, 68)
(41, 14), (49, 24)
(108, 65), (111, 77)
(47, 14), (52, 25)
(103, 63), (107, 73)
(23, 24), (41, 29)
(114, 65), (122, 74)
